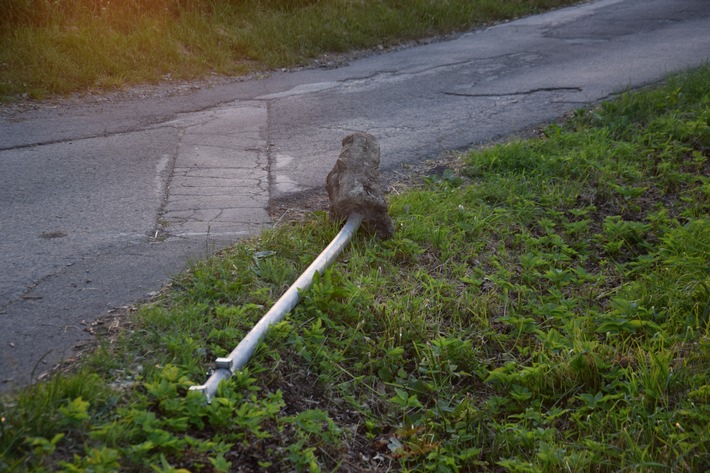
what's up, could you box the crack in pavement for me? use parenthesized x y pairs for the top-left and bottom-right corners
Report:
(153, 128), (182, 241)
(0, 121), (186, 152)
(444, 86), (583, 98)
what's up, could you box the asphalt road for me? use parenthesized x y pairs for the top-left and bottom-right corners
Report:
(1, 0), (709, 392)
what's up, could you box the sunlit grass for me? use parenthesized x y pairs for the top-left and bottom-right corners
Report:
(0, 0), (579, 100)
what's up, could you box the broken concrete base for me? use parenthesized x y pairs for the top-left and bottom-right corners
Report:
(325, 132), (394, 239)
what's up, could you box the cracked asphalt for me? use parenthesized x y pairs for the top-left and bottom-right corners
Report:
(1, 0), (709, 392)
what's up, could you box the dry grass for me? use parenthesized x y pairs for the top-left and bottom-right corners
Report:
(0, 0), (580, 100)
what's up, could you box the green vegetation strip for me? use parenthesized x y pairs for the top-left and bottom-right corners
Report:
(2, 66), (709, 471)
(0, 0), (577, 100)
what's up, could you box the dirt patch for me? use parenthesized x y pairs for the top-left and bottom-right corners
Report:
(268, 150), (473, 226)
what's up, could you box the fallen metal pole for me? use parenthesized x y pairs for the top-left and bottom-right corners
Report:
(190, 212), (364, 401)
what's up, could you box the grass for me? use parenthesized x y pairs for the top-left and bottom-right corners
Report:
(0, 0), (579, 100)
(1, 63), (708, 471)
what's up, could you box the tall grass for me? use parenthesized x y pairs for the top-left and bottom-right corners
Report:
(0, 0), (578, 100)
